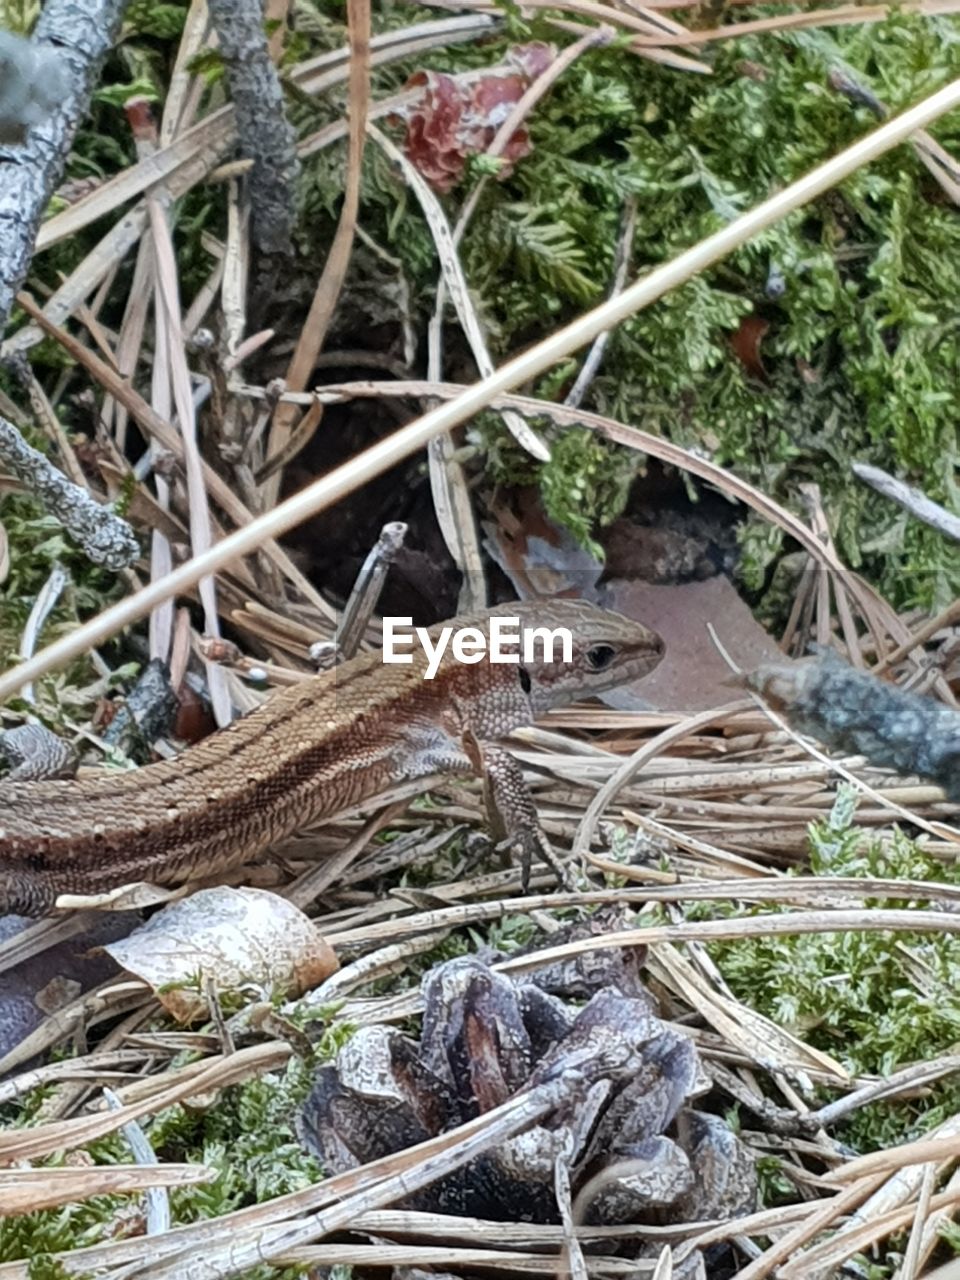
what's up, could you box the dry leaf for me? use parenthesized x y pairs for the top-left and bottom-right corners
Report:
(603, 576), (782, 713)
(730, 313), (770, 381)
(483, 491), (604, 601)
(104, 887), (338, 1021)
(399, 44), (553, 192)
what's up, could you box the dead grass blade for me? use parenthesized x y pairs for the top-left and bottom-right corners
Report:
(306, 380), (869, 583)
(12, 291), (333, 619)
(495, 910), (960, 974)
(630, 0), (960, 44)
(263, 0), (371, 506)
(776, 1183), (960, 1278)
(371, 123), (549, 462)
(422, 31), (606, 606)
(0, 1164), (215, 1215)
(573, 701), (750, 855)
(651, 942), (848, 1079)
(148, 182), (231, 723)
(0, 1043), (291, 1164)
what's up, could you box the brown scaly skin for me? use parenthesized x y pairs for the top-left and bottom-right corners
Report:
(0, 602), (663, 915)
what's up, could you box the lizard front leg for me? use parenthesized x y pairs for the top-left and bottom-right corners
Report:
(0, 869), (57, 917)
(462, 732), (569, 890)
(398, 722), (565, 888)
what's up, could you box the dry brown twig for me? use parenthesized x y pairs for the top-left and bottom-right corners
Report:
(261, 0), (372, 506)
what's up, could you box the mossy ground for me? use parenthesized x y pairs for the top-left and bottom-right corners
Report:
(306, 5), (960, 605)
(5, 2), (959, 610)
(2, 1), (960, 1273)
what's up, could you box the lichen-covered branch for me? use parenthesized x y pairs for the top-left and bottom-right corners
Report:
(747, 650), (960, 803)
(852, 462), (960, 545)
(0, 0), (128, 333)
(0, 417), (139, 569)
(206, 0), (300, 255)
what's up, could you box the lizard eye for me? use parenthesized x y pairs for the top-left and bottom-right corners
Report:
(585, 644), (617, 671)
(518, 665), (532, 694)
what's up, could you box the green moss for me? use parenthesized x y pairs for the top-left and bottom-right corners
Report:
(122, 0), (187, 40)
(10, 1), (959, 610)
(301, 4), (960, 607)
(0, 487), (132, 721)
(0, 1058), (321, 1273)
(0, 0), (38, 32)
(709, 788), (960, 1153)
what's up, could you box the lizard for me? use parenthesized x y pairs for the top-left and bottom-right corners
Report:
(0, 600), (663, 916)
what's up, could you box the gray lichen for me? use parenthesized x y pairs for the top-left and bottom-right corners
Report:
(0, 416), (140, 570)
(0, 30), (69, 146)
(747, 649), (960, 802)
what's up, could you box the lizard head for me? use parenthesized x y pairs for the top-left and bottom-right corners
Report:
(506, 599), (664, 716)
